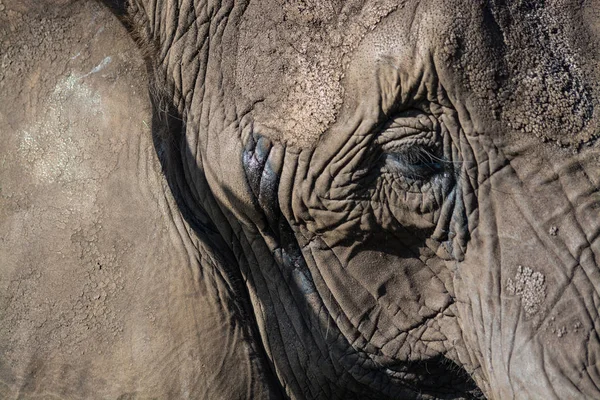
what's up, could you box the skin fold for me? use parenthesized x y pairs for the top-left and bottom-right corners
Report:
(2, 0), (600, 398)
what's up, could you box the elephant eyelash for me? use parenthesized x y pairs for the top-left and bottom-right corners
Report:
(381, 146), (447, 180)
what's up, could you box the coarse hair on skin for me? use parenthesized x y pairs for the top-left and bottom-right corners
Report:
(98, 0), (158, 61)
(98, 0), (179, 145)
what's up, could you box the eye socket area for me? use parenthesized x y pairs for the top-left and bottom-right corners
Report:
(374, 108), (450, 185)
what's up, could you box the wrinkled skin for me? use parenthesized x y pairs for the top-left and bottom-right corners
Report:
(3, 0), (600, 398)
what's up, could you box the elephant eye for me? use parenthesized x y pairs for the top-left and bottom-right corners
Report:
(382, 146), (445, 181)
(374, 108), (449, 187)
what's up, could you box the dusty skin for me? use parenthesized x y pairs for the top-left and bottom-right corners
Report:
(2, 0), (600, 399)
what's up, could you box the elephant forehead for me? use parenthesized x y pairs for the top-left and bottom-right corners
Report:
(234, 0), (404, 146)
(235, 0), (600, 147)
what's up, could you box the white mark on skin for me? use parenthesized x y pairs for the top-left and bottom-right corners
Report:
(94, 26), (105, 37)
(71, 51), (81, 60)
(80, 56), (112, 79)
(507, 265), (547, 317)
(549, 225), (558, 236)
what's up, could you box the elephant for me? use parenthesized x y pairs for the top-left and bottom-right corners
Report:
(2, 0), (600, 398)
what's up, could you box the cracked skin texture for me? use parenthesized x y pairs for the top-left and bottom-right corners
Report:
(2, 0), (600, 399)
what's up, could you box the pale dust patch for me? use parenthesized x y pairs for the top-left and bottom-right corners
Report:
(16, 72), (107, 219)
(18, 74), (102, 185)
(507, 265), (547, 317)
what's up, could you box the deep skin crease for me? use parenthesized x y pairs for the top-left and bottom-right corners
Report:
(102, 0), (600, 398)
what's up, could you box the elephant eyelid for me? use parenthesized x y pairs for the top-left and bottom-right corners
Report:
(369, 106), (452, 183)
(380, 146), (447, 180)
(375, 108), (439, 146)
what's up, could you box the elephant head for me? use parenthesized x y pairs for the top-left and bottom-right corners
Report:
(110, 0), (600, 398)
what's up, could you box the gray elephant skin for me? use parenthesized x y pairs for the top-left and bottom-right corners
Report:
(1, 0), (600, 399)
